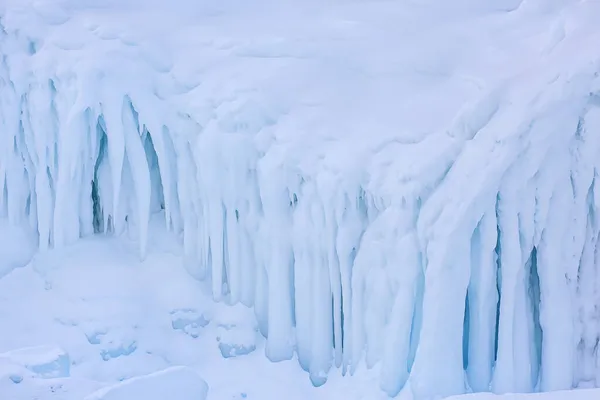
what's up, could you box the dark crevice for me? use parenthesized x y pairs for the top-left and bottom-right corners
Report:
(142, 128), (165, 213)
(92, 119), (108, 234)
(494, 196), (502, 364)
(463, 292), (470, 370)
(222, 205), (230, 296)
(339, 289), (345, 353)
(527, 246), (542, 386)
(331, 294), (336, 349)
(407, 264), (424, 373)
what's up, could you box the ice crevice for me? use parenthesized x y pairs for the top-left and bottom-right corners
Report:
(2, 1), (600, 399)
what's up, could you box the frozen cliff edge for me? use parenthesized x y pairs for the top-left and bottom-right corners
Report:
(1, 0), (600, 398)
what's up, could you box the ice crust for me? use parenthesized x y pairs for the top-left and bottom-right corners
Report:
(1, 0), (600, 398)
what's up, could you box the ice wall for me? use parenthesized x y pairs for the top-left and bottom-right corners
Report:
(1, 0), (600, 398)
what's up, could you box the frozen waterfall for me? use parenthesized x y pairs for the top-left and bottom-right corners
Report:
(2, 0), (600, 398)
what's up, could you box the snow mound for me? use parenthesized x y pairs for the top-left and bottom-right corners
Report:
(214, 306), (259, 358)
(0, 232), (377, 400)
(170, 308), (210, 339)
(0, 357), (29, 384)
(0, 220), (37, 278)
(83, 366), (208, 400)
(0, 346), (70, 380)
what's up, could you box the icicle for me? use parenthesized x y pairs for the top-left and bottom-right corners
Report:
(466, 209), (498, 392)
(254, 229), (269, 338)
(78, 110), (97, 237)
(379, 229), (421, 396)
(259, 166), (294, 362)
(53, 108), (88, 247)
(335, 191), (365, 373)
(308, 196), (333, 386)
(144, 123), (174, 231)
(292, 193), (312, 371)
(492, 190), (525, 394)
(325, 211), (343, 369)
(410, 230), (470, 398)
(100, 94), (125, 235)
(225, 204), (241, 303)
(122, 99), (151, 259)
(535, 169), (576, 391)
(209, 200), (225, 300)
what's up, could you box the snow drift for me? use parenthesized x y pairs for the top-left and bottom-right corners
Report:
(83, 366), (209, 400)
(1, 0), (600, 398)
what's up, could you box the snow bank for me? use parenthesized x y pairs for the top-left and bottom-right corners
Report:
(1, 0), (600, 398)
(0, 346), (70, 380)
(0, 219), (37, 278)
(83, 366), (208, 400)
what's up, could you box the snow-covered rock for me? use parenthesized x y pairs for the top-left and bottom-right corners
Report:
(83, 366), (208, 400)
(0, 346), (70, 380)
(217, 324), (257, 358)
(170, 308), (210, 339)
(0, 357), (29, 384)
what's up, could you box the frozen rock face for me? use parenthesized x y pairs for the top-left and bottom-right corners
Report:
(1, 0), (600, 398)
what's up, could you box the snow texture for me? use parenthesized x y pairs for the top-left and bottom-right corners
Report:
(83, 366), (208, 400)
(0, 219), (381, 400)
(448, 388), (600, 400)
(1, 0), (600, 398)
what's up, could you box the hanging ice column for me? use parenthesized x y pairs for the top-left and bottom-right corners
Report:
(412, 65), (600, 396)
(2, 3), (600, 399)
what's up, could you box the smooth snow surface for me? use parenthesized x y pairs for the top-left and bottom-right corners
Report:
(0, 219), (36, 278)
(1, 0), (600, 399)
(83, 367), (208, 400)
(447, 389), (600, 400)
(0, 217), (385, 400)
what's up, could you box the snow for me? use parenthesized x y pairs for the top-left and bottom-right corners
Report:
(0, 346), (70, 379)
(1, 0), (600, 399)
(0, 215), (384, 400)
(448, 389), (600, 400)
(0, 219), (36, 278)
(2, 224), (600, 400)
(83, 367), (208, 400)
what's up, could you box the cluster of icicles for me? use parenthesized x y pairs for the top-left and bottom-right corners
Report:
(3, 19), (600, 400)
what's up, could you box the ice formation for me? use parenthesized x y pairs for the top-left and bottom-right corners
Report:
(1, 0), (600, 398)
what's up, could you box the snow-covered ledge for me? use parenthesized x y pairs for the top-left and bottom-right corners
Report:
(1, 0), (600, 398)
